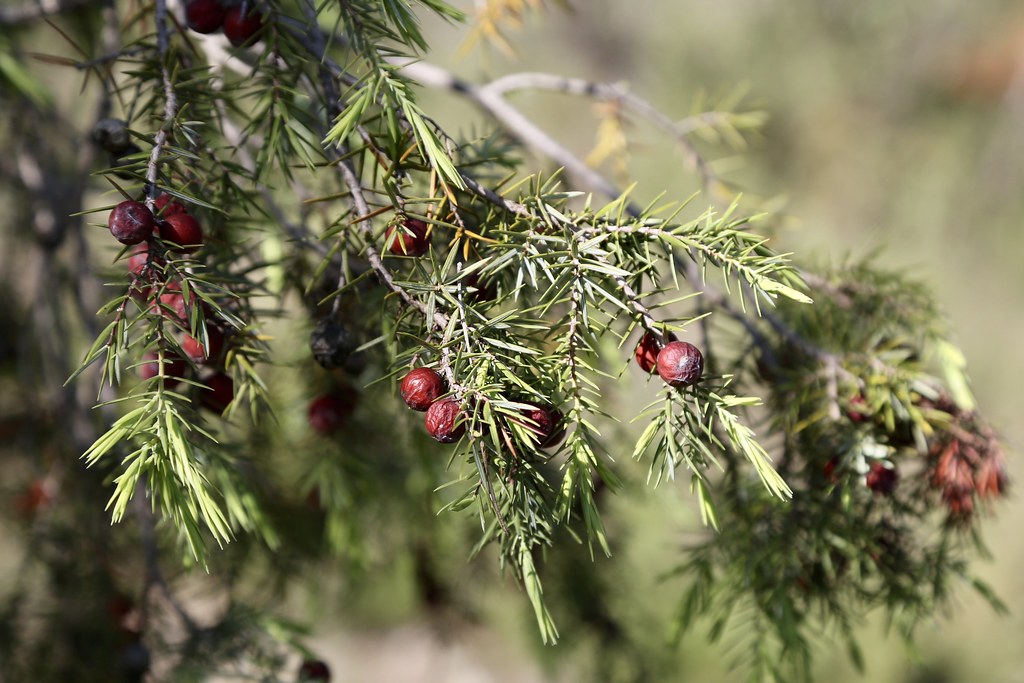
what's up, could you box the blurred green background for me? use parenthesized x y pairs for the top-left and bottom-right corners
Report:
(354, 1), (1024, 681)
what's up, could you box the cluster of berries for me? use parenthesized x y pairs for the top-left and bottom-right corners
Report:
(108, 197), (202, 249)
(633, 331), (705, 387)
(823, 391), (1008, 509)
(823, 455), (899, 496)
(109, 197), (235, 413)
(399, 368), (565, 448)
(185, 0), (263, 46)
(399, 368), (464, 443)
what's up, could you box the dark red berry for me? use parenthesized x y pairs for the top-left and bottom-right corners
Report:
(307, 387), (356, 436)
(13, 479), (54, 516)
(108, 200), (155, 245)
(154, 193), (187, 217)
(656, 341), (704, 387)
(185, 0), (225, 33)
(128, 243), (154, 277)
(521, 405), (565, 449)
(634, 330), (677, 374)
(847, 394), (868, 423)
(139, 351), (188, 386)
(200, 372), (234, 414)
(866, 461), (898, 495)
(298, 659), (331, 682)
(425, 398), (465, 443)
(823, 456), (839, 483)
(400, 367), (446, 411)
(182, 325), (225, 364)
(127, 244), (163, 300)
(308, 389), (357, 434)
(158, 212), (203, 252)
(222, 3), (263, 46)
(149, 282), (194, 326)
(386, 218), (430, 256)
(464, 272), (497, 303)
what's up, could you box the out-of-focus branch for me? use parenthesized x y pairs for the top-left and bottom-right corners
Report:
(0, 0), (96, 24)
(480, 71), (719, 195)
(396, 60), (630, 208)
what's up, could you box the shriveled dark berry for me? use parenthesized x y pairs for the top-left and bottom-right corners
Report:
(521, 404), (565, 449)
(386, 218), (430, 256)
(158, 212), (203, 252)
(91, 118), (132, 155)
(425, 398), (465, 443)
(223, 3), (263, 46)
(400, 367), (445, 411)
(656, 340), (704, 387)
(309, 318), (358, 370)
(185, 0), (225, 33)
(108, 200), (155, 245)
(866, 461), (898, 495)
(298, 659), (331, 682)
(634, 330), (677, 374)
(308, 389), (357, 434)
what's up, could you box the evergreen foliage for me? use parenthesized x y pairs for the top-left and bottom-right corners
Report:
(0, 1), (1009, 681)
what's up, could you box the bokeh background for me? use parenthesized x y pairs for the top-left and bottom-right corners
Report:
(3, 1), (1024, 681)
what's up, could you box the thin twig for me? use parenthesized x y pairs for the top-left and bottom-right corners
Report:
(397, 60), (630, 208)
(481, 71), (719, 194)
(145, 0), (177, 202)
